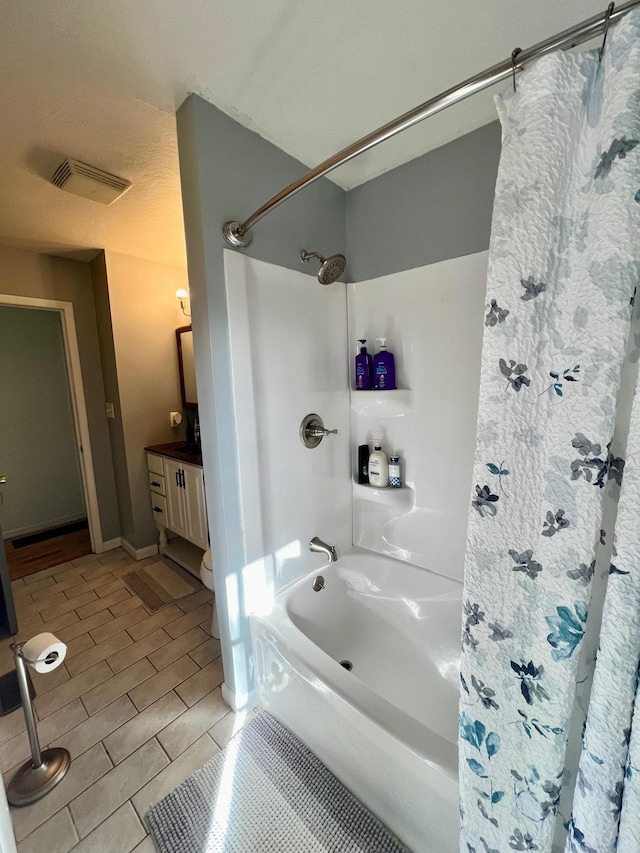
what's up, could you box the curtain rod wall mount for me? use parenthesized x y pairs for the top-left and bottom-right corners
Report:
(223, 221), (253, 248)
(222, 0), (640, 250)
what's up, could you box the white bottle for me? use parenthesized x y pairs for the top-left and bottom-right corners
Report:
(368, 440), (389, 488)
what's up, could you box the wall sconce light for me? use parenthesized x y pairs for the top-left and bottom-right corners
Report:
(176, 289), (191, 318)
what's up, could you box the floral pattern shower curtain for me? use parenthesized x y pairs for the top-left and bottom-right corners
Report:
(459, 11), (640, 853)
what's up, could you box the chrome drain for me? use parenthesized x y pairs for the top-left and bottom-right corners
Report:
(339, 659), (353, 671)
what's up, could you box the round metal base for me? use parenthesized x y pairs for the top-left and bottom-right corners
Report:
(7, 748), (71, 807)
(222, 221), (252, 248)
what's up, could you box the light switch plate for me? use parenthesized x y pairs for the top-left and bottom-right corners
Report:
(105, 402), (115, 419)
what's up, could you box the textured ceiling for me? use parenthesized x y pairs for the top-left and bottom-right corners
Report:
(0, 0), (607, 267)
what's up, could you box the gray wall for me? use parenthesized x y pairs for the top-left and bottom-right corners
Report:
(91, 251), (187, 553)
(0, 247), (120, 544)
(91, 253), (135, 545)
(346, 121), (502, 281)
(177, 94), (346, 704)
(0, 306), (85, 537)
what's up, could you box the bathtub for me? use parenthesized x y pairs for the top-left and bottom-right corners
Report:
(251, 547), (461, 852)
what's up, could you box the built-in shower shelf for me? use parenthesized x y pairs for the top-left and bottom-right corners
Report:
(353, 482), (414, 508)
(350, 389), (411, 417)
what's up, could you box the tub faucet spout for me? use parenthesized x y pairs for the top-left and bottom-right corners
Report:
(309, 536), (337, 563)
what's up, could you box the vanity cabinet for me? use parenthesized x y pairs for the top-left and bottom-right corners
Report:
(147, 452), (209, 554)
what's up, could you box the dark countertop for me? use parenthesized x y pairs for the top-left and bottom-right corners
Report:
(145, 442), (203, 467)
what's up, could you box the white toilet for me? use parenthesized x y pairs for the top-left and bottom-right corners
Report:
(200, 548), (220, 639)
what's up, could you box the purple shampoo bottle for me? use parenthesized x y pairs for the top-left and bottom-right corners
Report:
(373, 338), (396, 390)
(355, 339), (373, 390)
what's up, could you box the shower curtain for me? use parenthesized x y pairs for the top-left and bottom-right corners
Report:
(459, 10), (640, 853)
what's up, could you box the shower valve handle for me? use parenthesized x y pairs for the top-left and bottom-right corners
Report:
(307, 426), (337, 438)
(299, 414), (338, 449)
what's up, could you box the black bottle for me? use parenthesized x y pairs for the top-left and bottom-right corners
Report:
(357, 444), (369, 484)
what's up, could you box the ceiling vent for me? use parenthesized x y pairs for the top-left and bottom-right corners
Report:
(51, 158), (131, 205)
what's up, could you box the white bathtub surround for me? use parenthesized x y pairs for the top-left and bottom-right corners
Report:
(223, 251), (352, 705)
(348, 251), (487, 581)
(460, 13), (640, 852)
(221, 247), (487, 707)
(252, 548), (461, 852)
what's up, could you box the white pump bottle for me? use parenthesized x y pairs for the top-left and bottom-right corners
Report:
(368, 439), (389, 488)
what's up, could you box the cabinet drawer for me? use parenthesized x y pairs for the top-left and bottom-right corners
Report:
(150, 492), (167, 523)
(147, 453), (164, 476)
(148, 472), (165, 495)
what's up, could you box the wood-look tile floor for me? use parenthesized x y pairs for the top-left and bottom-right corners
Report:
(0, 548), (251, 852)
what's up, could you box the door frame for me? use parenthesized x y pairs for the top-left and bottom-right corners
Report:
(0, 294), (106, 553)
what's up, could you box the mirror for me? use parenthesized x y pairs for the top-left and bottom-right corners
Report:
(176, 325), (198, 408)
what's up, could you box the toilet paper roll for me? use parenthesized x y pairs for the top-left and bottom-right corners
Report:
(21, 633), (67, 674)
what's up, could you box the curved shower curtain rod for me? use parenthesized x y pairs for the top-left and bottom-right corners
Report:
(223, 0), (640, 249)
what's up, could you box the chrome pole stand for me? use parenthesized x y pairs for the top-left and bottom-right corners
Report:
(6, 644), (70, 807)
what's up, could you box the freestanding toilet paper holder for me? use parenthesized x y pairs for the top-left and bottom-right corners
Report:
(6, 643), (71, 806)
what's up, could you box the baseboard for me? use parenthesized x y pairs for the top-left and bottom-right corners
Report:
(121, 540), (158, 561)
(93, 537), (121, 554)
(222, 681), (256, 713)
(2, 513), (87, 540)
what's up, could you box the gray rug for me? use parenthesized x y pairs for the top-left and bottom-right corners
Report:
(123, 558), (200, 612)
(146, 710), (408, 852)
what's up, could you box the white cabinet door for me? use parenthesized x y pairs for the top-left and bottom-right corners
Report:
(163, 458), (188, 539)
(182, 464), (209, 550)
(150, 456), (208, 550)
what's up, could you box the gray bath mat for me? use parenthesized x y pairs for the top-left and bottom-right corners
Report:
(123, 558), (200, 612)
(145, 710), (408, 852)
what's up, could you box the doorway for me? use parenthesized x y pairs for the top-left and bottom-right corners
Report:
(0, 295), (104, 578)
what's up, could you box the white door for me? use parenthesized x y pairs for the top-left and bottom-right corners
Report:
(162, 458), (187, 539)
(182, 464), (208, 550)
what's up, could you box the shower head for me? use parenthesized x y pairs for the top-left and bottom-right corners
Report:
(299, 249), (346, 285)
